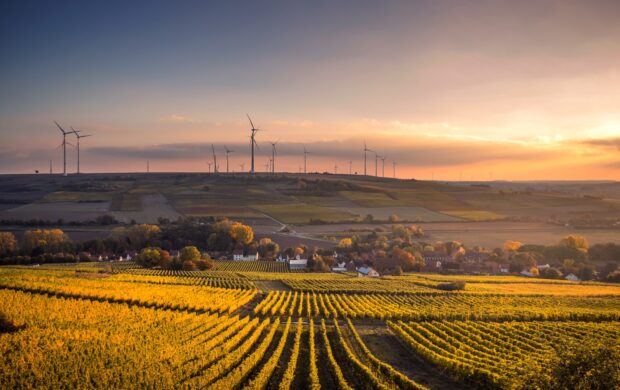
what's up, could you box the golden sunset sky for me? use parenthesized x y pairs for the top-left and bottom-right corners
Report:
(1, 1), (618, 179)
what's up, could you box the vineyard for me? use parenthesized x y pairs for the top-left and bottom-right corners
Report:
(1, 264), (619, 389)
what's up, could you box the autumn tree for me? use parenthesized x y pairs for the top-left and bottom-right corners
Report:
(230, 223), (254, 245)
(560, 235), (589, 252)
(23, 229), (68, 254)
(257, 238), (280, 259)
(179, 246), (201, 262)
(337, 238), (353, 250)
(503, 240), (522, 252)
(0, 232), (17, 256)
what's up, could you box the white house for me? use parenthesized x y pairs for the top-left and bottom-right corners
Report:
(520, 270), (536, 278)
(289, 258), (308, 270)
(233, 249), (258, 261)
(331, 261), (347, 272)
(357, 266), (380, 277)
(565, 273), (581, 281)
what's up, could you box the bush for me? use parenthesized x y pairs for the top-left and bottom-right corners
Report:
(436, 281), (466, 291)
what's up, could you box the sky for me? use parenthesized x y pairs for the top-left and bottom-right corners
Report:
(0, 0), (619, 180)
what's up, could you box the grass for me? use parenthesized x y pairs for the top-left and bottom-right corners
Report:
(441, 210), (505, 221)
(253, 203), (355, 224)
(42, 191), (114, 203)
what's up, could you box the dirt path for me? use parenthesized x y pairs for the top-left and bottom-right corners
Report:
(358, 326), (469, 390)
(254, 280), (291, 292)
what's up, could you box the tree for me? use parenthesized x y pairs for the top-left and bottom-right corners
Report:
(0, 232), (17, 256)
(560, 235), (589, 251)
(541, 267), (563, 279)
(182, 260), (197, 271)
(230, 223), (254, 245)
(515, 340), (620, 390)
(337, 238), (353, 250)
(503, 240), (522, 252)
(258, 238), (280, 259)
(179, 246), (201, 262)
(388, 214), (399, 223)
(23, 229), (68, 254)
(136, 247), (162, 268)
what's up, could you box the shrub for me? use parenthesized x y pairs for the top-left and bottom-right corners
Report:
(436, 281), (466, 291)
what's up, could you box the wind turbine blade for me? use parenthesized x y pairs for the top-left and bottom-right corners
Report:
(246, 113), (256, 129)
(54, 121), (67, 134)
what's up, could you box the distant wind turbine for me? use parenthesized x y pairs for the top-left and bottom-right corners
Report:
(363, 141), (373, 176)
(207, 161), (213, 173)
(70, 127), (92, 174)
(269, 140), (279, 174)
(303, 146), (311, 174)
(211, 144), (218, 173)
(392, 161), (396, 178)
(53, 121), (71, 176)
(239, 162), (245, 172)
(349, 160), (352, 175)
(380, 156), (386, 178)
(224, 146), (234, 173)
(334, 163), (338, 174)
(374, 152), (380, 177)
(247, 114), (260, 175)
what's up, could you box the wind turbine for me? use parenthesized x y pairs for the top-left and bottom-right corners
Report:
(247, 114), (260, 175)
(380, 156), (386, 178)
(53, 121), (71, 176)
(269, 140), (279, 174)
(334, 163), (338, 174)
(303, 146), (311, 174)
(363, 141), (373, 176)
(207, 161), (213, 173)
(70, 127), (92, 174)
(392, 161), (396, 178)
(224, 146), (234, 173)
(374, 152), (380, 177)
(211, 144), (218, 173)
(264, 160), (270, 172)
(349, 160), (352, 175)
(239, 162), (245, 172)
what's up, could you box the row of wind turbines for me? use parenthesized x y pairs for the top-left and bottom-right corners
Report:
(53, 121), (92, 176)
(208, 114), (397, 178)
(50, 115), (397, 178)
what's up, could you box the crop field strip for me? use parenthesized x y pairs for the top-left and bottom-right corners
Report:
(388, 319), (620, 388)
(253, 290), (620, 321)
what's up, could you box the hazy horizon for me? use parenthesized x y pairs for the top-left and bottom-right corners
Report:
(1, 1), (619, 179)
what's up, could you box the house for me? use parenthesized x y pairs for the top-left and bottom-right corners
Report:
(520, 270), (536, 278)
(499, 264), (510, 274)
(537, 264), (550, 271)
(289, 256), (308, 270)
(357, 266), (380, 277)
(346, 261), (357, 272)
(565, 273), (581, 281)
(422, 260), (442, 273)
(233, 249), (258, 261)
(331, 261), (347, 272)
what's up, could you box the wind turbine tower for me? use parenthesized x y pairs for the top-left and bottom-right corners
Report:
(363, 141), (373, 176)
(71, 127), (92, 174)
(53, 121), (70, 176)
(247, 114), (260, 175)
(349, 160), (352, 175)
(224, 146), (234, 173)
(211, 144), (218, 173)
(392, 161), (396, 178)
(270, 141), (278, 174)
(303, 146), (311, 174)
(374, 152), (379, 177)
(380, 156), (386, 177)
